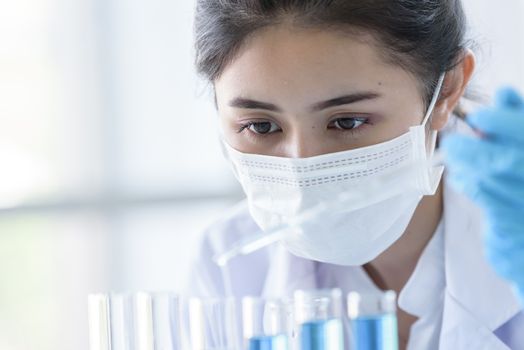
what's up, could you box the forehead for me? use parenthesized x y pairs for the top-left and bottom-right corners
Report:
(214, 25), (420, 103)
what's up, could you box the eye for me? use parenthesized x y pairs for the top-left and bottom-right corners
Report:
(240, 121), (281, 135)
(330, 117), (368, 130)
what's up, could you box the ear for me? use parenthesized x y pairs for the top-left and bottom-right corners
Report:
(430, 49), (476, 130)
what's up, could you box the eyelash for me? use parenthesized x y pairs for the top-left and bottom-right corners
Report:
(328, 117), (370, 132)
(236, 121), (280, 134)
(236, 117), (371, 136)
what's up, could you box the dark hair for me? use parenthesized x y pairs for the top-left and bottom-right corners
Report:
(194, 0), (470, 110)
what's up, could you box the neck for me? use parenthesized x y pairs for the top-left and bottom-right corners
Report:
(364, 181), (444, 293)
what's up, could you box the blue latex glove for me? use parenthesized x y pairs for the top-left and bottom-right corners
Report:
(442, 87), (524, 304)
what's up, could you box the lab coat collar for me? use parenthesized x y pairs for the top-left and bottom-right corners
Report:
(439, 180), (522, 348)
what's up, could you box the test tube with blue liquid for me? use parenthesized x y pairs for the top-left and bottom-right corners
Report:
(242, 297), (292, 350)
(294, 289), (344, 350)
(347, 291), (399, 350)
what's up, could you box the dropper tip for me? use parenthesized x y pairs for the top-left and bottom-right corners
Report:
(213, 252), (233, 267)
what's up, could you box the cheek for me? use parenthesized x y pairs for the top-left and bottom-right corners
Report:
(365, 108), (426, 145)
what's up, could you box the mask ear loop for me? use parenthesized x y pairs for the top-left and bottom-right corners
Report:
(422, 73), (446, 126)
(416, 73), (446, 194)
(422, 73), (446, 158)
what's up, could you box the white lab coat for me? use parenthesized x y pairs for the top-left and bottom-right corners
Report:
(188, 121), (524, 349)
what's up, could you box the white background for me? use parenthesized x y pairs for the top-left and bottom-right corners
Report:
(0, 0), (523, 349)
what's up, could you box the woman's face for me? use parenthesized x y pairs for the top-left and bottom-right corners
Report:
(215, 25), (429, 157)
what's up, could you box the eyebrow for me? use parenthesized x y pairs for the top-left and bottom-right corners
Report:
(228, 92), (381, 113)
(229, 98), (282, 112)
(311, 92), (381, 111)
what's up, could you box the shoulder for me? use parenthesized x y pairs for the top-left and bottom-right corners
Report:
(442, 170), (523, 336)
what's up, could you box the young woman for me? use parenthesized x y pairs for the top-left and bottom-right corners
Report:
(188, 1), (524, 348)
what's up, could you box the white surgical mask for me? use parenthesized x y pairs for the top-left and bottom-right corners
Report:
(221, 74), (446, 266)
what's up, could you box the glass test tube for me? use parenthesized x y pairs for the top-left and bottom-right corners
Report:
(188, 297), (242, 350)
(88, 294), (111, 350)
(88, 292), (183, 350)
(108, 293), (135, 350)
(294, 289), (344, 350)
(347, 291), (399, 350)
(242, 297), (292, 350)
(150, 292), (183, 350)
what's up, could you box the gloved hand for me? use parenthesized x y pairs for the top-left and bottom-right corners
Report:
(442, 87), (524, 304)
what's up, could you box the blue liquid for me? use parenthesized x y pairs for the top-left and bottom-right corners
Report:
(248, 334), (288, 350)
(300, 318), (343, 350)
(351, 314), (398, 350)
